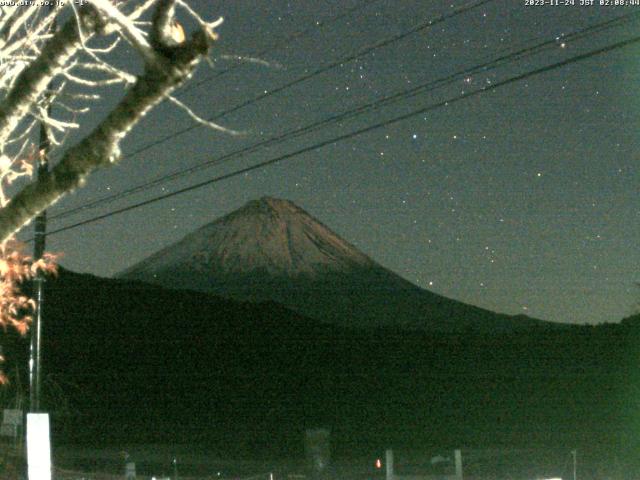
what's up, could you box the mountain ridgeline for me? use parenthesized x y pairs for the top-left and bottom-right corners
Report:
(13, 268), (639, 458)
(5, 197), (635, 460)
(119, 197), (551, 333)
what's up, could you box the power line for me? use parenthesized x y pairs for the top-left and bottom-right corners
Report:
(118, 0), (495, 160)
(50, 0), (497, 221)
(49, 10), (640, 222)
(33, 32), (640, 240)
(178, 0), (383, 97)
(49, 1), (383, 158)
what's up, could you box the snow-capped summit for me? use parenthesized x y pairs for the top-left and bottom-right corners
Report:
(120, 197), (549, 332)
(121, 196), (376, 279)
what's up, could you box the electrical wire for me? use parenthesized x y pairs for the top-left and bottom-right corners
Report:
(30, 32), (640, 241)
(48, 9), (640, 222)
(177, 0), (383, 97)
(117, 0), (495, 161)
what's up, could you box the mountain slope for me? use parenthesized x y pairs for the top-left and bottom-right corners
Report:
(5, 268), (630, 455)
(120, 197), (552, 333)
(120, 197), (378, 279)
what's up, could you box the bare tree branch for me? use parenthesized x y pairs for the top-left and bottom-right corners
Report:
(88, 0), (157, 64)
(167, 94), (239, 135)
(0, 0), (222, 381)
(0, 6), (105, 149)
(0, 9), (214, 242)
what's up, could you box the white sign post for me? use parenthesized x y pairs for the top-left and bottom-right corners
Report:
(454, 449), (463, 480)
(385, 449), (394, 480)
(26, 413), (52, 480)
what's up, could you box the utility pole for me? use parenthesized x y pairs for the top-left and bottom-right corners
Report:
(29, 114), (50, 413)
(571, 449), (577, 480)
(29, 6), (55, 413)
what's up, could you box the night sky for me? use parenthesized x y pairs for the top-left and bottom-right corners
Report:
(18, 0), (640, 325)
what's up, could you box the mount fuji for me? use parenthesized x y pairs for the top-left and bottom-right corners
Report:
(119, 197), (551, 332)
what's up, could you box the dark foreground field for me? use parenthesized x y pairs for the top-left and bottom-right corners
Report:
(50, 443), (635, 480)
(3, 270), (639, 479)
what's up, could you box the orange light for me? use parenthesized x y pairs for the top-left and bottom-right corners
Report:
(375, 459), (382, 469)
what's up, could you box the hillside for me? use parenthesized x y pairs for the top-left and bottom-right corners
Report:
(120, 197), (554, 333)
(1, 269), (634, 458)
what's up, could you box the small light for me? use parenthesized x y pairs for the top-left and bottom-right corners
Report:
(375, 459), (382, 469)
